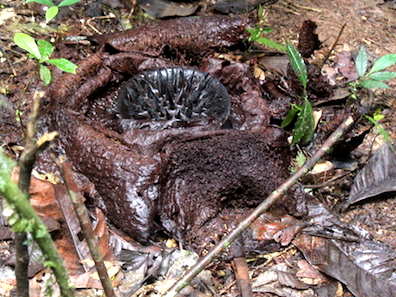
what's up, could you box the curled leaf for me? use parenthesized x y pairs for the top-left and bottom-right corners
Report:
(280, 106), (299, 129)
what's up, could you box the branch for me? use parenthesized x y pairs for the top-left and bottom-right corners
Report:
(164, 115), (355, 296)
(53, 155), (116, 297)
(10, 90), (74, 297)
(0, 151), (75, 297)
(15, 90), (46, 297)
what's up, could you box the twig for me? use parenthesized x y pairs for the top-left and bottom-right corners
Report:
(13, 90), (73, 297)
(0, 45), (17, 77)
(283, 0), (322, 12)
(53, 155), (116, 297)
(232, 257), (252, 297)
(164, 115), (355, 296)
(0, 149), (75, 297)
(230, 238), (253, 297)
(319, 23), (346, 70)
(15, 90), (46, 297)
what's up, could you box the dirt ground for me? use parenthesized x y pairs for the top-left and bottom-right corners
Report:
(1, 0), (396, 296)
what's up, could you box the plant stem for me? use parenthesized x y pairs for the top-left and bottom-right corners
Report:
(10, 90), (74, 297)
(15, 91), (44, 297)
(54, 155), (116, 297)
(164, 115), (355, 297)
(0, 151), (75, 297)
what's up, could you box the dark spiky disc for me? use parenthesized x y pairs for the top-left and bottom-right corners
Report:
(117, 68), (230, 130)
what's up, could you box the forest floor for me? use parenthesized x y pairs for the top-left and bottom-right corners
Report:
(1, 0), (396, 296)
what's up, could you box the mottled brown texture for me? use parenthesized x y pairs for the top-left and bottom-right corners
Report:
(90, 15), (251, 57)
(159, 128), (291, 250)
(201, 59), (271, 129)
(287, 64), (333, 101)
(51, 110), (161, 243)
(41, 15), (296, 250)
(297, 20), (321, 58)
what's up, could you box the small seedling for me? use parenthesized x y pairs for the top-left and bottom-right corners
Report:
(247, 27), (286, 52)
(13, 33), (77, 86)
(25, 0), (81, 22)
(281, 43), (315, 145)
(351, 46), (396, 150)
(364, 109), (394, 151)
(352, 45), (396, 91)
(291, 150), (307, 173)
(246, 4), (286, 52)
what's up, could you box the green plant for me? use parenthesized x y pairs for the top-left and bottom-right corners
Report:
(364, 109), (394, 150)
(247, 27), (286, 52)
(281, 43), (315, 145)
(25, 0), (81, 23)
(246, 4), (286, 52)
(13, 33), (77, 86)
(0, 149), (75, 297)
(351, 46), (396, 150)
(352, 45), (396, 91)
(247, 27), (287, 52)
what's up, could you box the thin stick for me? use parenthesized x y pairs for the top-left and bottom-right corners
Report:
(10, 90), (74, 297)
(319, 23), (347, 70)
(15, 91), (45, 297)
(54, 155), (116, 297)
(164, 115), (355, 296)
(0, 45), (17, 76)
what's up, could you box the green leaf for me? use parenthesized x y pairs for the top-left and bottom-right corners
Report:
(37, 39), (53, 61)
(355, 45), (368, 77)
(257, 3), (264, 18)
(25, 0), (55, 6)
(373, 109), (385, 121)
(247, 28), (261, 42)
(291, 98), (315, 145)
(368, 71), (396, 81)
(47, 58), (77, 73)
(295, 150), (307, 168)
(35, 224), (48, 238)
(39, 64), (52, 86)
(58, 0), (81, 7)
(369, 53), (396, 74)
(281, 106), (299, 128)
(256, 37), (286, 52)
(360, 79), (389, 89)
(364, 115), (394, 151)
(45, 6), (59, 22)
(14, 33), (41, 60)
(286, 43), (307, 90)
